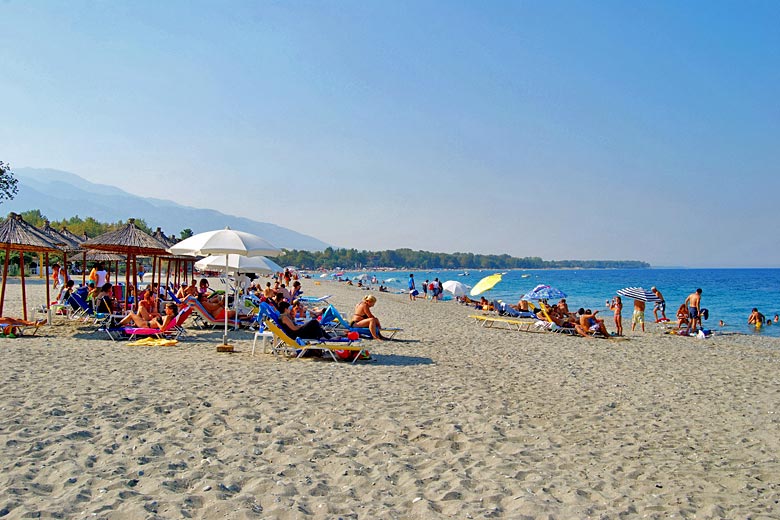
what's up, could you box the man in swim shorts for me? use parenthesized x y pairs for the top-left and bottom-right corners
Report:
(685, 288), (702, 333)
(651, 287), (667, 322)
(631, 299), (646, 332)
(408, 274), (416, 301)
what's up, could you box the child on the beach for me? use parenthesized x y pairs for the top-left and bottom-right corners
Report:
(608, 296), (623, 336)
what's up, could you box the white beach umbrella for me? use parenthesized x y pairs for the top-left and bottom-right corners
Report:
(168, 227), (280, 348)
(195, 254), (283, 275)
(442, 280), (470, 297)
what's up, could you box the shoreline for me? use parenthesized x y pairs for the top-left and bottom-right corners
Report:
(1, 279), (779, 518)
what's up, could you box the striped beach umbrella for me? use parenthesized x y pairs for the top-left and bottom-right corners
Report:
(616, 287), (662, 302)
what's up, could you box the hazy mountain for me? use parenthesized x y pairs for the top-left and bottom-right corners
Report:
(3, 168), (329, 250)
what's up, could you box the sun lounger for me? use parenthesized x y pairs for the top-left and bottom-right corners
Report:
(121, 306), (192, 341)
(0, 318), (47, 337)
(319, 304), (402, 339)
(299, 294), (332, 305)
(469, 314), (540, 332)
(262, 318), (369, 363)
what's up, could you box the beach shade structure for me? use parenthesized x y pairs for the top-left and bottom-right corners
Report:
(470, 273), (503, 296)
(37, 219), (83, 292)
(0, 213), (62, 320)
(616, 287), (662, 303)
(81, 219), (171, 311)
(521, 284), (567, 301)
(169, 227), (280, 350)
(194, 254), (283, 275)
(442, 280), (470, 297)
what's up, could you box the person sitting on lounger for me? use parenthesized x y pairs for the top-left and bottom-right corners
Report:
(351, 294), (385, 340)
(119, 302), (178, 329)
(277, 301), (330, 340)
(138, 289), (161, 323)
(94, 283), (117, 314)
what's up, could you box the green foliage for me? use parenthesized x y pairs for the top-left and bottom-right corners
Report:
(278, 248), (650, 270)
(180, 228), (194, 239)
(0, 161), (19, 204)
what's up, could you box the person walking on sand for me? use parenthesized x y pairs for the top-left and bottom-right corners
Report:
(408, 274), (417, 301)
(651, 287), (667, 322)
(609, 296), (623, 336)
(631, 299), (646, 332)
(685, 288), (702, 333)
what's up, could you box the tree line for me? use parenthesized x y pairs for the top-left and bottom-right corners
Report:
(278, 247), (650, 270)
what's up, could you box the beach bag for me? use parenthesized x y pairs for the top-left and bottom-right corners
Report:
(335, 349), (370, 361)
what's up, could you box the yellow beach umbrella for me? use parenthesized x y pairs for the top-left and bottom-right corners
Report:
(470, 273), (503, 296)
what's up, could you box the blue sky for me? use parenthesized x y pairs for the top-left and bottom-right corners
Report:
(2, 1), (778, 266)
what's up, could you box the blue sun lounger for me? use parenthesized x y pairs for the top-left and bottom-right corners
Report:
(319, 304), (402, 339)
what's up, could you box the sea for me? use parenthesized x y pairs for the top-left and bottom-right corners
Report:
(325, 268), (780, 337)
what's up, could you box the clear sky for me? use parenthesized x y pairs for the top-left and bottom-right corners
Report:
(2, 1), (778, 267)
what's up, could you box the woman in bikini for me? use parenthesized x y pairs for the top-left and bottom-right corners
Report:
(119, 302), (178, 329)
(351, 294), (384, 340)
(609, 296), (623, 336)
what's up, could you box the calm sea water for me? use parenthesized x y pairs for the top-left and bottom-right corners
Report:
(334, 268), (780, 337)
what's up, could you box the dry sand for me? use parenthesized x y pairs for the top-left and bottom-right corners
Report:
(1, 278), (779, 519)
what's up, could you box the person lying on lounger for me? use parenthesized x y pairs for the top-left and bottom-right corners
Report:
(196, 293), (236, 320)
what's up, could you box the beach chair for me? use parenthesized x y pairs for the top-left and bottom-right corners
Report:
(299, 294), (332, 305)
(0, 318), (47, 337)
(537, 303), (578, 335)
(101, 306), (193, 341)
(262, 319), (369, 363)
(318, 304), (403, 339)
(181, 296), (244, 330)
(469, 314), (539, 332)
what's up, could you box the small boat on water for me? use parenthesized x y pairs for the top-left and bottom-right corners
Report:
(521, 274), (531, 278)
(458, 271), (470, 277)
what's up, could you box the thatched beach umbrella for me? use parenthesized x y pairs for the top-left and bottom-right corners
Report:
(38, 219), (82, 287)
(152, 227), (195, 290)
(81, 218), (169, 310)
(0, 213), (61, 319)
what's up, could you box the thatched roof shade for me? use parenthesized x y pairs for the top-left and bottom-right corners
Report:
(58, 226), (85, 246)
(39, 220), (82, 252)
(0, 213), (61, 253)
(85, 250), (126, 262)
(81, 218), (170, 256)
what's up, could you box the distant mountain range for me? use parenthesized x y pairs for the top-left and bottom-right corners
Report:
(2, 167), (329, 251)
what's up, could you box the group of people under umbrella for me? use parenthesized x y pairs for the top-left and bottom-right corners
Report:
(0, 212), (282, 349)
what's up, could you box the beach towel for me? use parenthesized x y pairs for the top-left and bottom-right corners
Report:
(127, 338), (179, 347)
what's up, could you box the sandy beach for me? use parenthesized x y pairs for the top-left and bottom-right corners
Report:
(1, 278), (779, 519)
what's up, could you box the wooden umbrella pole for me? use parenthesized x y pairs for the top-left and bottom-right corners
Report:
(63, 252), (69, 284)
(157, 257), (162, 293)
(124, 258), (130, 312)
(0, 245), (10, 316)
(20, 252), (27, 320)
(44, 253), (51, 310)
(166, 258), (172, 292)
(82, 251), (87, 285)
(132, 256), (138, 311)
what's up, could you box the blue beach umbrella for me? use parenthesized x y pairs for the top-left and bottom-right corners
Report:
(522, 284), (567, 301)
